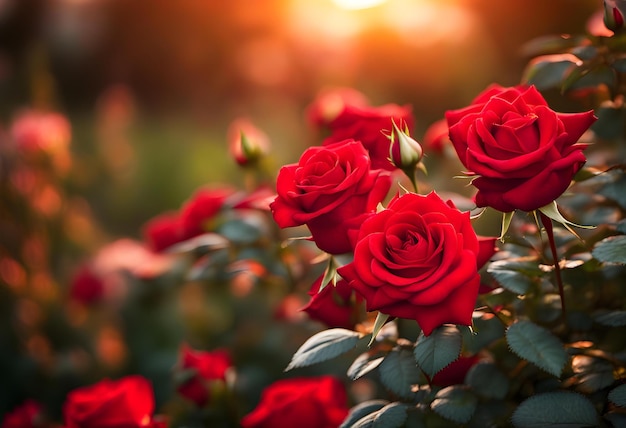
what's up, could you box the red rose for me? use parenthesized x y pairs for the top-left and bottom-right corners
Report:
(422, 118), (451, 155)
(446, 85), (596, 212)
(241, 376), (348, 428)
(322, 103), (415, 171)
(301, 275), (363, 329)
(142, 212), (183, 252)
(69, 263), (105, 305)
(175, 345), (232, 407)
(179, 187), (234, 239)
(270, 140), (391, 254)
(1, 400), (43, 428)
(63, 375), (156, 428)
(338, 192), (485, 336)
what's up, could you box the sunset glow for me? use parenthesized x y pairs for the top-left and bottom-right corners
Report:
(331, 0), (388, 10)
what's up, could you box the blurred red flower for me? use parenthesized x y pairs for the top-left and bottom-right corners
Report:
(175, 344), (232, 407)
(63, 375), (157, 428)
(1, 400), (43, 428)
(241, 376), (348, 428)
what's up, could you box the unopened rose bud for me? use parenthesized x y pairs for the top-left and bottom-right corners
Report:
(604, 0), (626, 32)
(388, 120), (423, 171)
(227, 118), (270, 167)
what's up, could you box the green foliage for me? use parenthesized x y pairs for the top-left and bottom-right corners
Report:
(608, 384), (626, 407)
(413, 325), (463, 379)
(511, 391), (599, 428)
(465, 362), (509, 399)
(285, 328), (363, 371)
(349, 402), (409, 428)
(347, 350), (386, 380)
(430, 386), (478, 424)
(506, 321), (568, 378)
(378, 348), (422, 400)
(593, 310), (626, 326)
(340, 400), (389, 428)
(522, 55), (581, 91)
(592, 235), (626, 264)
(487, 259), (540, 295)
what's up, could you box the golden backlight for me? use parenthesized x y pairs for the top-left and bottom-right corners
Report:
(331, 0), (389, 10)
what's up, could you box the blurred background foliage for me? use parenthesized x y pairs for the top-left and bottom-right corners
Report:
(0, 0), (600, 236)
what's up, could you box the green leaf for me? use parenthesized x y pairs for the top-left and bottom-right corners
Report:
(465, 312), (506, 354)
(465, 362), (509, 399)
(347, 351), (386, 380)
(167, 232), (229, 254)
(430, 385), (478, 424)
(592, 104), (626, 140)
(594, 310), (626, 326)
(609, 384), (626, 407)
(372, 402), (409, 428)
(506, 321), (568, 377)
(564, 64), (616, 92)
(369, 312), (390, 347)
(487, 259), (538, 295)
(612, 56), (626, 72)
(600, 173), (626, 209)
(511, 391), (599, 428)
(286, 328), (362, 371)
(522, 54), (581, 90)
(570, 46), (598, 61)
(218, 218), (263, 244)
(413, 325), (463, 378)
(379, 348), (421, 399)
(520, 35), (586, 57)
(340, 400), (388, 428)
(592, 235), (626, 264)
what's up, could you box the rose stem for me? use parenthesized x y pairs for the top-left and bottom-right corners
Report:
(539, 212), (566, 319)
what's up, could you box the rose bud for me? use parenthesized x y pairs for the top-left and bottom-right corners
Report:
(604, 0), (626, 32)
(227, 118), (270, 167)
(388, 120), (424, 171)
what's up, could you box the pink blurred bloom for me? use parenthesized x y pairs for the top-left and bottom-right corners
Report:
(306, 87), (369, 129)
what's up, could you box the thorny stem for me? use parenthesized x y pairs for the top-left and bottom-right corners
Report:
(540, 212), (567, 319)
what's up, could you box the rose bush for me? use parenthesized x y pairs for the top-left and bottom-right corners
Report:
(240, 376), (349, 428)
(446, 84), (596, 212)
(270, 139), (391, 254)
(338, 191), (495, 335)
